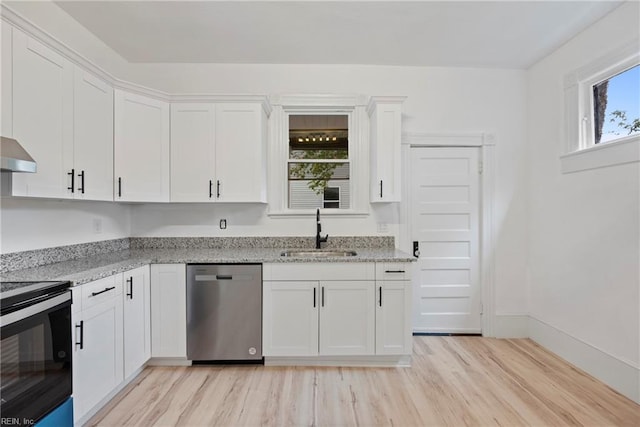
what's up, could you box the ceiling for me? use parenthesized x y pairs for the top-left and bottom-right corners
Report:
(50, 1), (623, 69)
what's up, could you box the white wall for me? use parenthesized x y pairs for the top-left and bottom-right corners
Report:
(0, 197), (131, 253)
(1, 2), (530, 321)
(526, 1), (639, 402)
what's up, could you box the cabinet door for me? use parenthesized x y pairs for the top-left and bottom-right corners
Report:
(369, 100), (402, 202)
(170, 103), (216, 202)
(263, 281), (318, 356)
(150, 264), (187, 358)
(215, 103), (266, 202)
(375, 281), (412, 355)
(114, 90), (170, 202)
(74, 67), (114, 201)
(319, 281), (375, 355)
(123, 265), (151, 378)
(73, 284), (123, 423)
(11, 28), (73, 198)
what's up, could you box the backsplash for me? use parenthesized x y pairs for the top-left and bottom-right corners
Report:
(1, 236), (394, 273)
(129, 236), (394, 249)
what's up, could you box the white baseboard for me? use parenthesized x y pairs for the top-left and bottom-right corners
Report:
(492, 314), (529, 338)
(265, 355), (412, 367)
(147, 357), (192, 366)
(529, 316), (640, 404)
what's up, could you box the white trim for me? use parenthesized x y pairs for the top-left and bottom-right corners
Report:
(493, 314), (529, 338)
(560, 135), (640, 173)
(401, 132), (497, 337)
(264, 355), (411, 367)
(366, 95), (407, 115)
(270, 93), (368, 108)
(147, 358), (192, 366)
(529, 316), (640, 404)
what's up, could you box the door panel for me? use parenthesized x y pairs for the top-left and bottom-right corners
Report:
(411, 147), (481, 333)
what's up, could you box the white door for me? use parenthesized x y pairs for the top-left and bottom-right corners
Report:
(11, 28), (73, 198)
(123, 266), (150, 378)
(73, 67), (113, 201)
(114, 90), (170, 202)
(263, 281), (319, 356)
(411, 147), (481, 333)
(319, 281), (375, 355)
(170, 103), (216, 202)
(215, 103), (266, 202)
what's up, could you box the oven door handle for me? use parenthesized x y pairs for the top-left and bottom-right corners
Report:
(0, 293), (71, 327)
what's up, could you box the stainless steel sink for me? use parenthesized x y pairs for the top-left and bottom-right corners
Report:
(280, 250), (357, 257)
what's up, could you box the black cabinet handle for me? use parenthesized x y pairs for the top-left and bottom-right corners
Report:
(384, 270), (405, 274)
(117, 177), (122, 198)
(379, 286), (382, 307)
(126, 277), (133, 299)
(209, 180), (213, 198)
(313, 287), (316, 308)
(75, 321), (84, 349)
(67, 169), (75, 193)
(216, 180), (221, 198)
(91, 286), (115, 297)
(215, 275), (233, 280)
(379, 180), (383, 198)
(321, 287), (325, 307)
(78, 170), (85, 194)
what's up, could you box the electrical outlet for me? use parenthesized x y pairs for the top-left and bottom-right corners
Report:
(377, 222), (388, 233)
(219, 219), (227, 229)
(92, 218), (103, 234)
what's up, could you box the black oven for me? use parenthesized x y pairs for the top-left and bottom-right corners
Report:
(0, 281), (72, 426)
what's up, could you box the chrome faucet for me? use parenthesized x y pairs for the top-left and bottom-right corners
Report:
(316, 208), (328, 249)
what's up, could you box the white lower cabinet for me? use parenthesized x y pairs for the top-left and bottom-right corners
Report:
(72, 275), (124, 424)
(263, 262), (410, 362)
(123, 265), (151, 378)
(263, 281), (318, 356)
(150, 264), (187, 358)
(319, 281), (375, 355)
(73, 266), (151, 424)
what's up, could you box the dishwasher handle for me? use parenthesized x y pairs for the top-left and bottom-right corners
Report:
(194, 274), (237, 281)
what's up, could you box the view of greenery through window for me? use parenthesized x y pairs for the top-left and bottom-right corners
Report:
(593, 64), (640, 144)
(288, 115), (350, 209)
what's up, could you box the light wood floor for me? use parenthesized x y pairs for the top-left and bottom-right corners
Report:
(88, 337), (639, 426)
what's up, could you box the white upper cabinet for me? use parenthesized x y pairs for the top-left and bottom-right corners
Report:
(8, 27), (113, 200)
(114, 90), (170, 202)
(170, 102), (268, 203)
(170, 103), (216, 202)
(11, 28), (74, 198)
(73, 68), (114, 201)
(215, 103), (267, 203)
(367, 96), (405, 203)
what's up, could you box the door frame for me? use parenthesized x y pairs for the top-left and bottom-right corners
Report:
(399, 132), (496, 337)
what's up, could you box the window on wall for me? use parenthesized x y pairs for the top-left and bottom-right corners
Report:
(562, 40), (639, 173)
(287, 114), (350, 210)
(592, 64), (640, 144)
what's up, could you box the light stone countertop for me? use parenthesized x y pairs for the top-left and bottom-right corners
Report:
(0, 247), (415, 290)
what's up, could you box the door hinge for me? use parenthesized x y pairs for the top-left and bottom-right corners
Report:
(478, 161), (484, 175)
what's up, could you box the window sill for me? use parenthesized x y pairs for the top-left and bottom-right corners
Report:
(268, 209), (369, 218)
(560, 136), (640, 174)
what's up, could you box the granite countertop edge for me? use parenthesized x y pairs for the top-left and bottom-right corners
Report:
(1, 248), (416, 288)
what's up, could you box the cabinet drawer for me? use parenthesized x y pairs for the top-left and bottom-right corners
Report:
(376, 263), (411, 281)
(80, 274), (123, 310)
(263, 262), (375, 281)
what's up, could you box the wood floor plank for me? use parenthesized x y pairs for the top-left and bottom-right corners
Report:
(87, 337), (640, 427)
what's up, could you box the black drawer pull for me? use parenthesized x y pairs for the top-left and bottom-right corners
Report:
(216, 275), (233, 280)
(91, 286), (115, 297)
(384, 270), (405, 274)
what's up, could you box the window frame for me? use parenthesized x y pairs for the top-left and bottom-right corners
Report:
(267, 94), (369, 217)
(562, 39), (640, 173)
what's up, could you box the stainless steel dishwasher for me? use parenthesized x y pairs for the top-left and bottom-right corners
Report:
(186, 264), (262, 362)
